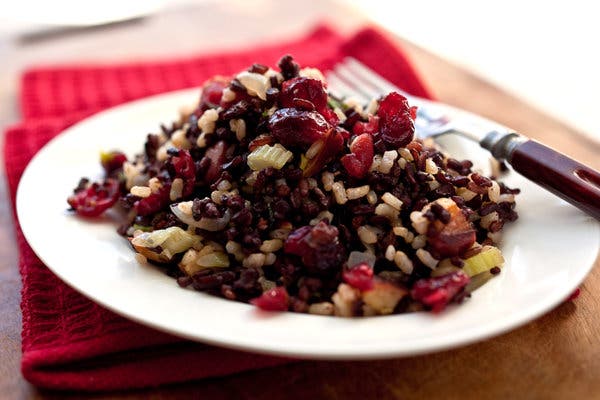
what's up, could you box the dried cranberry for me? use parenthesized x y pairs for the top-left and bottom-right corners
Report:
(280, 77), (328, 115)
(341, 133), (374, 178)
(67, 178), (120, 217)
(100, 151), (127, 174)
(321, 107), (340, 126)
(377, 92), (416, 148)
(352, 115), (379, 135)
(292, 98), (316, 111)
(135, 185), (171, 216)
(342, 263), (374, 291)
(269, 108), (330, 148)
(284, 225), (313, 254)
(201, 141), (227, 184)
(168, 149), (196, 197)
(411, 271), (470, 312)
(250, 287), (289, 311)
(284, 221), (345, 275)
(199, 77), (229, 110)
(566, 287), (581, 302)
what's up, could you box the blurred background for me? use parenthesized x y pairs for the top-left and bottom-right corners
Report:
(1, 0), (598, 143)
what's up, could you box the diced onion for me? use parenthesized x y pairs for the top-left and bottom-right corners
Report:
(171, 203), (231, 232)
(196, 252), (230, 268)
(131, 227), (200, 256)
(236, 71), (269, 100)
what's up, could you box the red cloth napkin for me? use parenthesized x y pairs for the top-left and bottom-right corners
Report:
(4, 24), (431, 391)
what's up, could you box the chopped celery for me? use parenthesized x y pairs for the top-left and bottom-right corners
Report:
(247, 144), (293, 171)
(327, 97), (342, 110)
(465, 271), (494, 293)
(462, 246), (504, 277)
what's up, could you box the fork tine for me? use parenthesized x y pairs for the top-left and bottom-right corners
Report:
(326, 73), (359, 100)
(332, 64), (382, 100)
(343, 57), (410, 98)
(326, 72), (370, 104)
(340, 58), (448, 126)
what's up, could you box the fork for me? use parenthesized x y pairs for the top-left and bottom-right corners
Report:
(326, 57), (600, 220)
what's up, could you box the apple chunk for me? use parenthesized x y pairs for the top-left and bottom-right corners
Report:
(426, 198), (476, 257)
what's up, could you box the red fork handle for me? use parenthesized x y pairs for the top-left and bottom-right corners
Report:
(508, 139), (600, 220)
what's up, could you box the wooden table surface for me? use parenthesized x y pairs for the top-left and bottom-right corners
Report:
(1, 2), (599, 399)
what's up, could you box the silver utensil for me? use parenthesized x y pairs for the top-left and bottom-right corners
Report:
(326, 57), (600, 220)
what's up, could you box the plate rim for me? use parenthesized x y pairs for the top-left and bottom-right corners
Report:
(16, 88), (600, 360)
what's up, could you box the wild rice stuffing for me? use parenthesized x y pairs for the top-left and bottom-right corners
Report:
(67, 56), (519, 315)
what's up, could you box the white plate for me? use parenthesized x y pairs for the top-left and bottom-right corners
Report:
(17, 88), (599, 359)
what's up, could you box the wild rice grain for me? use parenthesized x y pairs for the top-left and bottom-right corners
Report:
(217, 180), (232, 191)
(148, 177), (162, 193)
(416, 248), (439, 269)
(398, 148), (413, 161)
(425, 158), (439, 174)
(410, 211), (429, 234)
(480, 211), (499, 229)
(310, 210), (334, 225)
(260, 239), (283, 253)
(488, 181), (501, 202)
(130, 186), (151, 198)
(332, 283), (360, 317)
(366, 190), (378, 205)
(198, 109), (219, 134)
(264, 252), (277, 266)
(380, 150), (398, 174)
(321, 172), (334, 191)
(229, 119), (247, 141)
(211, 190), (226, 204)
(171, 129), (190, 149)
(375, 203), (399, 221)
(170, 178), (183, 201)
(394, 251), (414, 274)
(385, 245), (396, 261)
(243, 253), (266, 268)
(397, 157), (407, 169)
(332, 182), (348, 205)
(221, 88), (236, 102)
(357, 225), (378, 244)
(370, 155), (382, 172)
(412, 234), (427, 249)
(346, 185), (370, 200)
(393, 226), (408, 237)
(196, 132), (208, 148)
(381, 192), (403, 210)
